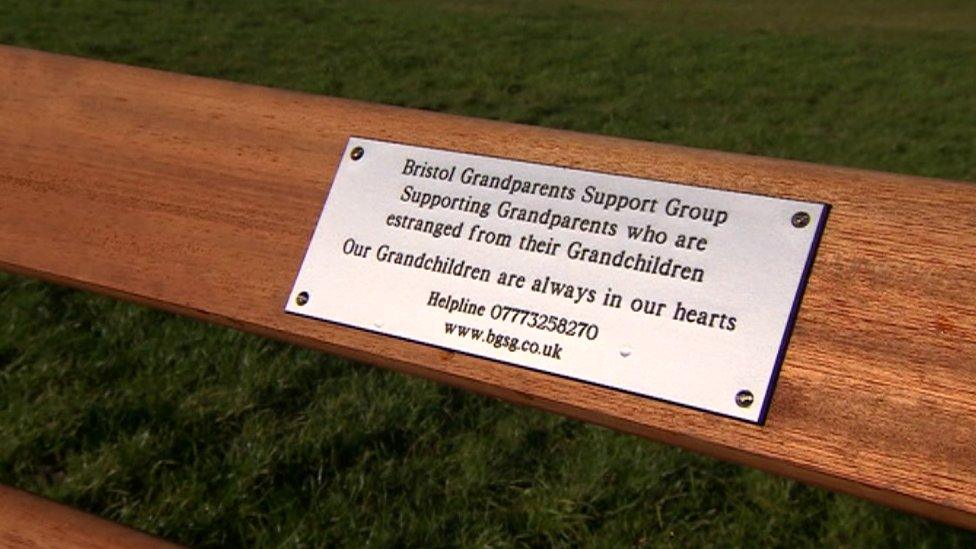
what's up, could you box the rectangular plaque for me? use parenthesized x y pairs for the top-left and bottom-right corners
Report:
(287, 137), (828, 423)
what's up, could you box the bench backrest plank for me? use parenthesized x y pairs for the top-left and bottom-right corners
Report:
(0, 485), (179, 548)
(1, 46), (974, 529)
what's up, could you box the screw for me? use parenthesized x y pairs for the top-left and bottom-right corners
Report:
(350, 146), (364, 161)
(735, 390), (754, 408)
(791, 211), (810, 228)
(295, 291), (309, 306)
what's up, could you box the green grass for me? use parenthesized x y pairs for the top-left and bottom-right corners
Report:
(1, 1), (975, 546)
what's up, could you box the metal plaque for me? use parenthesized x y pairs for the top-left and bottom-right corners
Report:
(287, 137), (828, 423)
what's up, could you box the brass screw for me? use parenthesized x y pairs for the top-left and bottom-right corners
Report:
(735, 390), (754, 408)
(295, 291), (309, 306)
(350, 146), (364, 161)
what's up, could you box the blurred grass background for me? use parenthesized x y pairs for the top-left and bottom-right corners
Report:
(1, 1), (975, 546)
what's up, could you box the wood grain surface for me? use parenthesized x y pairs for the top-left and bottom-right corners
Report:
(0, 485), (180, 548)
(1, 45), (974, 532)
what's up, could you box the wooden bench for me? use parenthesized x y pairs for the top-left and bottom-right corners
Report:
(1, 45), (974, 541)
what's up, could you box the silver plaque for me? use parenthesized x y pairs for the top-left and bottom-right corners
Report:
(287, 138), (828, 423)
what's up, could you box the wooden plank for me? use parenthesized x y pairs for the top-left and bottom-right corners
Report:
(0, 484), (180, 548)
(0, 45), (974, 530)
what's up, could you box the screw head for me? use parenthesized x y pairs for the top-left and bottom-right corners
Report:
(735, 390), (754, 408)
(350, 146), (364, 161)
(791, 211), (811, 228)
(295, 291), (309, 306)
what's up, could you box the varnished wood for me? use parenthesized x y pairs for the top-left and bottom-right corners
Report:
(0, 485), (180, 548)
(1, 45), (974, 533)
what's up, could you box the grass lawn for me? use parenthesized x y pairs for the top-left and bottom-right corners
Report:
(2, 1), (975, 546)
